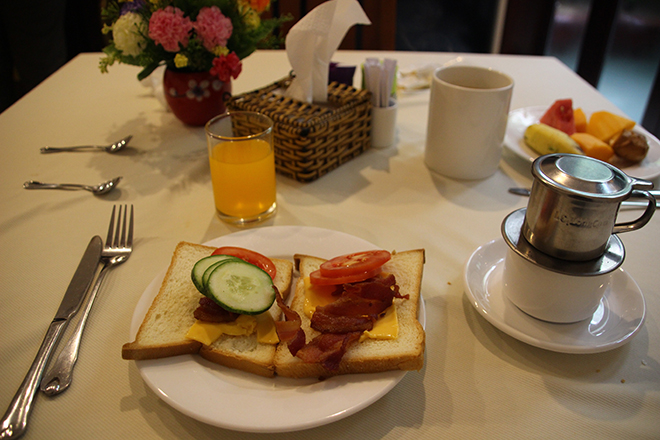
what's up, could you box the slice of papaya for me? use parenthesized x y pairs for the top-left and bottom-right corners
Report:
(586, 111), (635, 142)
(574, 108), (587, 132)
(570, 132), (614, 162)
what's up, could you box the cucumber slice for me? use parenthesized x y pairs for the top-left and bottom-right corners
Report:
(201, 260), (236, 295)
(191, 255), (241, 294)
(204, 260), (275, 315)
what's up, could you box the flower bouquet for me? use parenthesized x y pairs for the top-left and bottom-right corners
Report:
(99, 0), (290, 125)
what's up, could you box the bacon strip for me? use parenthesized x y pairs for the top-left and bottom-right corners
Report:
(343, 273), (408, 300)
(311, 311), (375, 333)
(310, 273), (403, 334)
(312, 294), (387, 320)
(275, 273), (407, 371)
(296, 332), (362, 371)
(274, 287), (306, 355)
(193, 297), (239, 322)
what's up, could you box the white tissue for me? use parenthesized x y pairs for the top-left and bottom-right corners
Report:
(285, 0), (370, 103)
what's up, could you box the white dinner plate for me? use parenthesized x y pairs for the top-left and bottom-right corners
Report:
(130, 226), (426, 433)
(463, 238), (646, 354)
(504, 106), (660, 180)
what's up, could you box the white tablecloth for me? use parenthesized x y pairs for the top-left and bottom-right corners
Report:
(1, 50), (658, 439)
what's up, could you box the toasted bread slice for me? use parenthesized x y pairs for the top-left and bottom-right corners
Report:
(274, 249), (425, 378)
(122, 241), (293, 377)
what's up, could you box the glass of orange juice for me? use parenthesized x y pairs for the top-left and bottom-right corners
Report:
(205, 112), (277, 225)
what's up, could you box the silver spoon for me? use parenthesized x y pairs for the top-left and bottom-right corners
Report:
(40, 135), (132, 153)
(23, 177), (122, 195)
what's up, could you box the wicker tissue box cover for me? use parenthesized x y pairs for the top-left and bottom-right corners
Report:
(227, 75), (372, 182)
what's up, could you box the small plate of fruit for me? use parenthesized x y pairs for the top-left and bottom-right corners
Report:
(504, 99), (660, 180)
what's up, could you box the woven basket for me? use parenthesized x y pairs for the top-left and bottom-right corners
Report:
(227, 74), (372, 182)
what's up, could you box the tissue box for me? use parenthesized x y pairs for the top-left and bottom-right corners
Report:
(227, 74), (372, 182)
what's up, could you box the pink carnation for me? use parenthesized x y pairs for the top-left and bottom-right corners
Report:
(148, 6), (193, 52)
(210, 52), (242, 82)
(194, 6), (233, 51)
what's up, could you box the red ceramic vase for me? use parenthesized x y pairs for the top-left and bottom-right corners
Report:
(163, 69), (232, 126)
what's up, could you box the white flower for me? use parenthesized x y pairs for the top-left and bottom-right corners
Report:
(113, 12), (147, 56)
(186, 79), (211, 101)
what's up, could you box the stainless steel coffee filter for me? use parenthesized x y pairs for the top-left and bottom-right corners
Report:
(522, 154), (655, 261)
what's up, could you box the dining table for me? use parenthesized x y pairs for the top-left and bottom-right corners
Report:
(1, 49), (658, 440)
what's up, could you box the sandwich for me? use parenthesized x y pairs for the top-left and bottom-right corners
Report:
(123, 242), (425, 379)
(273, 249), (425, 378)
(122, 241), (293, 377)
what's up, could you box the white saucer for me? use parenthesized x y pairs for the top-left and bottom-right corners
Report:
(463, 238), (646, 354)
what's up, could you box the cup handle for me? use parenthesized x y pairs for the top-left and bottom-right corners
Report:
(613, 189), (656, 234)
(630, 176), (654, 189)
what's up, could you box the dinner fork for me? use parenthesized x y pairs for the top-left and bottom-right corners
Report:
(40, 205), (134, 396)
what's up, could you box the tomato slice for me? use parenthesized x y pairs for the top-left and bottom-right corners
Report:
(319, 250), (391, 278)
(310, 266), (383, 286)
(211, 246), (277, 280)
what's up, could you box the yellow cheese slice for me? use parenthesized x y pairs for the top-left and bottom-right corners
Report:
(303, 277), (339, 318)
(255, 312), (279, 344)
(360, 305), (398, 341)
(186, 314), (260, 345)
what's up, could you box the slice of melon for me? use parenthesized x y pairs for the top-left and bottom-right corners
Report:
(570, 132), (614, 162)
(540, 99), (576, 135)
(586, 111), (635, 142)
(574, 108), (587, 133)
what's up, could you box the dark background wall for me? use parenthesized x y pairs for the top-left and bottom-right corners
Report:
(1, 0), (659, 133)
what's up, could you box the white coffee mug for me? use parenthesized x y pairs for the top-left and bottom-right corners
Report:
(425, 65), (513, 180)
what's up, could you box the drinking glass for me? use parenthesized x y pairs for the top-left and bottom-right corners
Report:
(205, 112), (277, 225)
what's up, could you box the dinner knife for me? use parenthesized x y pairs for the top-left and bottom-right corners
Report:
(509, 187), (660, 208)
(0, 236), (102, 439)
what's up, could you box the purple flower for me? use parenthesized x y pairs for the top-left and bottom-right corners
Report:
(120, 0), (145, 15)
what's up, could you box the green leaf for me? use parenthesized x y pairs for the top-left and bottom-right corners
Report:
(137, 62), (164, 81)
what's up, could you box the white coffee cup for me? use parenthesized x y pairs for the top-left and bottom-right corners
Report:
(502, 247), (613, 323)
(501, 208), (624, 323)
(424, 65), (513, 180)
